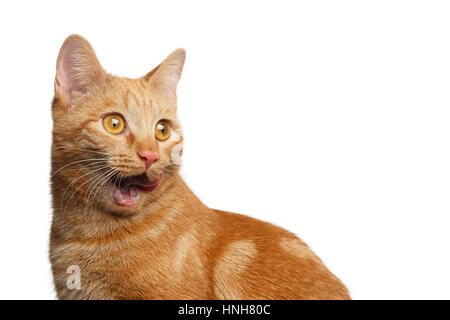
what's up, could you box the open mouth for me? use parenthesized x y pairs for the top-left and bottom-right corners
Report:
(108, 172), (163, 207)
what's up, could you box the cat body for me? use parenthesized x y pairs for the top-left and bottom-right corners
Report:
(49, 35), (350, 300)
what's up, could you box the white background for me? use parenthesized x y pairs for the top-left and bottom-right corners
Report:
(0, 1), (449, 299)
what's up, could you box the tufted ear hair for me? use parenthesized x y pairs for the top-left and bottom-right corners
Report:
(55, 35), (106, 107)
(148, 48), (185, 98)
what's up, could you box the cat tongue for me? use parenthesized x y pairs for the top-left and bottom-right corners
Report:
(111, 184), (140, 207)
(109, 173), (163, 207)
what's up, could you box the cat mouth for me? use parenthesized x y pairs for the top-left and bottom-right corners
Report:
(108, 172), (163, 207)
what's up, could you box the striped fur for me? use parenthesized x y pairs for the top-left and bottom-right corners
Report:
(50, 35), (350, 300)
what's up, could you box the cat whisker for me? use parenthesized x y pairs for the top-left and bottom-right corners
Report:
(52, 144), (111, 156)
(52, 158), (108, 176)
(83, 167), (115, 207)
(61, 165), (112, 215)
(84, 168), (118, 218)
(163, 163), (180, 175)
(83, 169), (117, 219)
(59, 163), (111, 213)
(58, 166), (112, 234)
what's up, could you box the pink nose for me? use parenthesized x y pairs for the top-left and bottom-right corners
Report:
(139, 151), (159, 169)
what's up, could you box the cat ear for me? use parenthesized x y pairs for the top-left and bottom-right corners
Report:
(55, 35), (106, 107)
(148, 49), (186, 97)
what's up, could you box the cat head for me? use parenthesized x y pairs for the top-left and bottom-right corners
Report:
(52, 35), (185, 216)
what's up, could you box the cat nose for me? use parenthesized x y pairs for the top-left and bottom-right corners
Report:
(138, 151), (159, 169)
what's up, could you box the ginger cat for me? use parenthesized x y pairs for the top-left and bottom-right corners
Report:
(49, 35), (350, 300)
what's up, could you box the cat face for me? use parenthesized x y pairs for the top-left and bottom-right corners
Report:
(52, 35), (185, 216)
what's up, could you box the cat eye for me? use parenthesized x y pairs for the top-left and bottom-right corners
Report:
(103, 114), (125, 135)
(155, 120), (170, 141)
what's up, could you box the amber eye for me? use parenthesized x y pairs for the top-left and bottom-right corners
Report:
(103, 114), (125, 135)
(155, 120), (170, 141)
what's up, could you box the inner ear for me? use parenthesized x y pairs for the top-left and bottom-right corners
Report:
(55, 35), (106, 107)
(148, 49), (186, 97)
(143, 64), (161, 81)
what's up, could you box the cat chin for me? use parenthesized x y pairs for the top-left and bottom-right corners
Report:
(108, 172), (163, 207)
